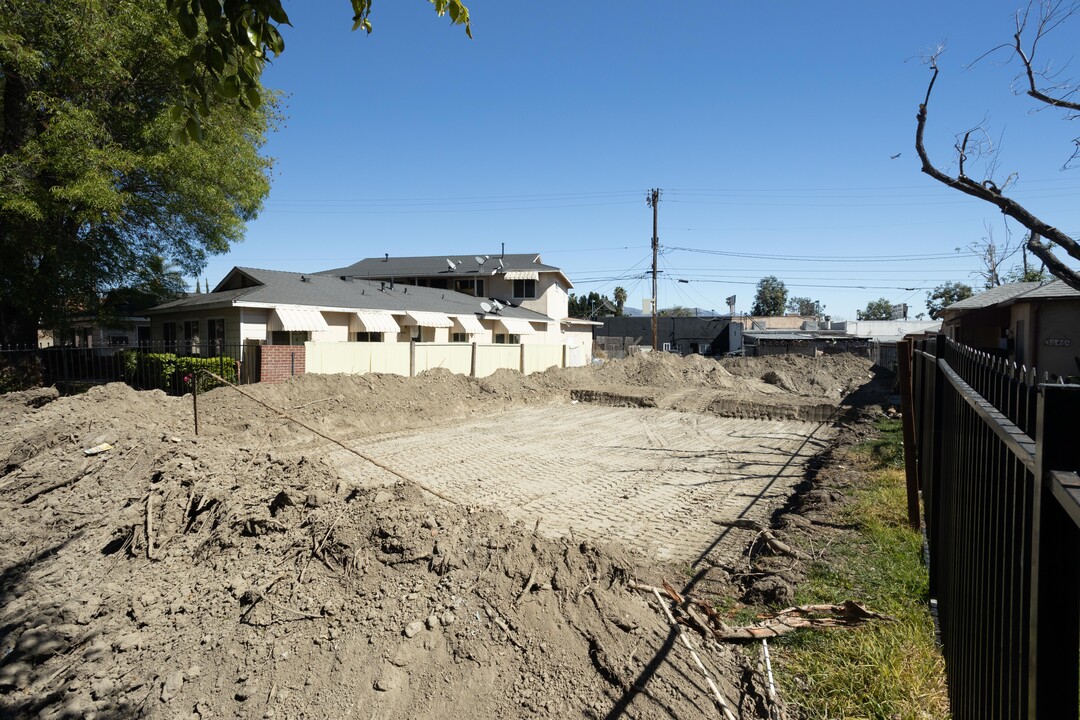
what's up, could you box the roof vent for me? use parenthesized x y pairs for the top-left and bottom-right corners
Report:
(380, 282), (386, 292)
(300, 275), (309, 282)
(384, 253), (389, 262)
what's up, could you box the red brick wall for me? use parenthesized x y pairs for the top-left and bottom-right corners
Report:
(259, 345), (306, 384)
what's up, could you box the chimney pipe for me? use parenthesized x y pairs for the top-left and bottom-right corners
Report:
(384, 253), (388, 262)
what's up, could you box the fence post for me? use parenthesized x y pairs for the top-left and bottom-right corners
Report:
(470, 342), (477, 378)
(924, 333), (947, 597)
(409, 340), (416, 378)
(898, 339), (920, 530)
(1028, 383), (1080, 719)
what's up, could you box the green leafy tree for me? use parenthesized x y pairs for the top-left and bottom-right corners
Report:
(857, 298), (896, 321)
(659, 306), (695, 317)
(0, 0), (273, 345)
(165, 0), (472, 138)
(751, 276), (788, 316)
(613, 286), (627, 316)
(568, 292), (615, 319)
(786, 296), (825, 317)
(1001, 265), (1050, 284)
(926, 282), (973, 320)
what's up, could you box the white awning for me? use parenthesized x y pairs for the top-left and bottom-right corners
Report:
(453, 315), (486, 334)
(403, 310), (453, 328)
(503, 270), (539, 281)
(268, 307), (329, 332)
(355, 311), (400, 334)
(497, 317), (537, 335)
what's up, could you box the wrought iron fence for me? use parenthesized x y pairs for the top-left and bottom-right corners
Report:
(909, 334), (1080, 720)
(0, 342), (252, 395)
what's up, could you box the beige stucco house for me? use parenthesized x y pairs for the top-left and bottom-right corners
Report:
(145, 256), (595, 376)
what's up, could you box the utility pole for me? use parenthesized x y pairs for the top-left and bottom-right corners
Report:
(647, 188), (661, 351)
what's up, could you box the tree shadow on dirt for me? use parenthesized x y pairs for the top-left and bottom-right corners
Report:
(598, 365), (895, 719)
(0, 529), (139, 719)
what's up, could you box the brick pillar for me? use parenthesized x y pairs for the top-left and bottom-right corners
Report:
(259, 345), (306, 384)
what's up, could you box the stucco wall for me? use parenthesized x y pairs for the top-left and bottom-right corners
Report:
(1033, 300), (1080, 378)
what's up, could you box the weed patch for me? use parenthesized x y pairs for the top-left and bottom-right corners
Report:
(769, 415), (949, 719)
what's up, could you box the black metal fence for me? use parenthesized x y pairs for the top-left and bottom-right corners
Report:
(910, 334), (1080, 720)
(0, 342), (251, 395)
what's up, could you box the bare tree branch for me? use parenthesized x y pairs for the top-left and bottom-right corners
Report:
(916, 52), (1080, 292)
(1014, 1), (1080, 112)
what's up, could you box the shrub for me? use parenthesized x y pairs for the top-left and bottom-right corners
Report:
(175, 355), (238, 392)
(119, 351), (237, 394)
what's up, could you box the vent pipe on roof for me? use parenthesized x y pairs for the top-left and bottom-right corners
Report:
(384, 253), (388, 262)
(501, 242), (504, 258)
(300, 275), (309, 282)
(380, 282), (385, 292)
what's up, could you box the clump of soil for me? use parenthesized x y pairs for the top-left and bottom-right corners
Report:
(0, 351), (877, 719)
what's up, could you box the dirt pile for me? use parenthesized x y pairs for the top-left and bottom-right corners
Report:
(0, 352), (877, 719)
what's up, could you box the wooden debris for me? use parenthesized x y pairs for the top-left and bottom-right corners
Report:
(713, 517), (808, 560)
(709, 601), (895, 641)
(649, 587), (738, 720)
(515, 564), (538, 605)
(629, 582), (894, 643)
(146, 493), (155, 560)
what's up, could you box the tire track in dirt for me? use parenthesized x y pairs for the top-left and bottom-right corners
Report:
(321, 405), (834, 564)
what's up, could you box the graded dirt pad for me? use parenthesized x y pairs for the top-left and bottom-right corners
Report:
(0, 352), (875, 719)
(321, 406), (834, 565)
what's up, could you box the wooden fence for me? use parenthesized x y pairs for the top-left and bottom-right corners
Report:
(906, 334), (1080, 719)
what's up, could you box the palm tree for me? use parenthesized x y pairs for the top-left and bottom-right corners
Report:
(613, 286), (627, 316)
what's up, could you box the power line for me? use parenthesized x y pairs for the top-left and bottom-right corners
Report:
(665, 245), (963, 261)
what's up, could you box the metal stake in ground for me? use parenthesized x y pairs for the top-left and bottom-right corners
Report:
(192, 370), (199, 436)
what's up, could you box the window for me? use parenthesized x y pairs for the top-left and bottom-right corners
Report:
(451, 332), (469, 343)
(454, 279), (484, 297)
(108, 335), (129, 346)
(662, 342), (672, 352)
(355, 332), (383, 342)
(494, 333), (520, 344)
(271, 330), (309, 346)
(207, 318), (225, 354)
(512, 279), (536, 299)
(163, 322), (177, 349)
(183, 320), (200, 355)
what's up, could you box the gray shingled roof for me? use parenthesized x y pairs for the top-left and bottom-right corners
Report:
(319, 253), (562, 279)
(1012, 279), (1080, 300)
(148, 267), (553, 322)
(946, 282), (1042, 311)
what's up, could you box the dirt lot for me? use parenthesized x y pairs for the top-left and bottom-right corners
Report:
(0, 352), (879, 719)
(322, 407), (834, 565)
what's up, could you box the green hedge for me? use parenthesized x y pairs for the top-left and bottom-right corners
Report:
(119, 351), (238, 394)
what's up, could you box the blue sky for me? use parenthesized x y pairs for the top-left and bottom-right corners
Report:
(197, 1), (1080, 320)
